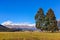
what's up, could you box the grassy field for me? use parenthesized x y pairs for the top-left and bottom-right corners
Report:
(0, 32), (60, 40)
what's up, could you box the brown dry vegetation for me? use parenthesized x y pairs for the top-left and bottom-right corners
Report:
(0, 32), (60, 40)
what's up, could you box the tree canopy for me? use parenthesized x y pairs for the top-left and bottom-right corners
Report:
(35, 8), (58, 32)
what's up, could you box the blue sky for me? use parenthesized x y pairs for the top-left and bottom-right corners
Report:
(0, 0), (60, 24)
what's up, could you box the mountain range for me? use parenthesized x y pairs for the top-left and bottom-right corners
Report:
(57, 20), (60, 29)
(0, 21), (36, 31)
(0, 24), (13, 32)
(0, 20), (60, 32)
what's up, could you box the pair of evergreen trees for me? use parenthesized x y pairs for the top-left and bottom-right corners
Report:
(35, 8), (58, 32)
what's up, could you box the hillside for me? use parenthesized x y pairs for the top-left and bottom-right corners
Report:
(0, 24), (12, 32)
(57, 20), (60, 29)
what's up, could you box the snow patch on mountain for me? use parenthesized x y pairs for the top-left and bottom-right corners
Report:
(1, 20), (36, 29)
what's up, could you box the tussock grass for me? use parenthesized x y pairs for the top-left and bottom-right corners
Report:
(0, 32), (60, 40)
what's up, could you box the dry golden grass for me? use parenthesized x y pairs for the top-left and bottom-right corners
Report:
(0, 32), (60, 40)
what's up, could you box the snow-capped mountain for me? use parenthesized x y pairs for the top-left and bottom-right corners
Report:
(1, 21), (36, 31)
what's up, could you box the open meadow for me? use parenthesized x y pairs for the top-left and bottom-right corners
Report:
(0, 32), (60, 40)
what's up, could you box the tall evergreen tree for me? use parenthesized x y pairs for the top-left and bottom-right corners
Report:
(35, 8), (45, 30)
(46, 8), (58, 32)
(35, 8), (58, 32)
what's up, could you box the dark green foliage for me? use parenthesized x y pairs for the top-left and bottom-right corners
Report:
(35, 8), (45, 30)
(46, 8), (58, 32)
(35, 8), (58, 32)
